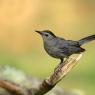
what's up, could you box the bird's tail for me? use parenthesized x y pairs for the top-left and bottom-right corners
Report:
(78, 35), (95, 46)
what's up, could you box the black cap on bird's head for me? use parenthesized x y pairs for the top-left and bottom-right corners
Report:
(35, 30), (56, 38)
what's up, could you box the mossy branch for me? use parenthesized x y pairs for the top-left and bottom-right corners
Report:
(0, 54), (82, 95)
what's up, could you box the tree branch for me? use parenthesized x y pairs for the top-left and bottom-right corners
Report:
(33, 54), (82, 95)
(0, 54), (82, 95)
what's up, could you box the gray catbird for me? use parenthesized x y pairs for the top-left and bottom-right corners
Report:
(35, 30), (95, 63)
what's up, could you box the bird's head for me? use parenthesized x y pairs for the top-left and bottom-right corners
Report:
(35, 30), (56, 41)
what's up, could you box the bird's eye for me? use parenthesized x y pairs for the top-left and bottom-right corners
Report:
(45, 34), (49, 37)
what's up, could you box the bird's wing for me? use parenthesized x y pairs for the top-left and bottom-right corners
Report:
(57, 40), (84, 56)
(57, 37), (80, 46)
(66, 40), (85, 52)
(55, 38), (84, 56)
(59, 45), (85, 56)
(66, 40), (80, 46)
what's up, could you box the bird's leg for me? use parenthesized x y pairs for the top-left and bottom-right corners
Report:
(60, 58), (64, 64)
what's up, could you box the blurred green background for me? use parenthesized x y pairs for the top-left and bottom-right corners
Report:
(0, 0), (95, 95)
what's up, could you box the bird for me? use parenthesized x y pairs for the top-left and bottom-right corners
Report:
(35, 30), (95, 64)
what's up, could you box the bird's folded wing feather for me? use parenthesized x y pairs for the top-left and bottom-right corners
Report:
(66, 40), (80, 46)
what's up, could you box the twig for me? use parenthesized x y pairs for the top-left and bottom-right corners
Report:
(0, 54), (82, 95)
(0, 80), (28, 95)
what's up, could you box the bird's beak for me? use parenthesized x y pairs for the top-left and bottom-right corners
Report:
(35, 30), (42, 35)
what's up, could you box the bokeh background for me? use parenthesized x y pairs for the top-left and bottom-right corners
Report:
(0, 0), (95, 95)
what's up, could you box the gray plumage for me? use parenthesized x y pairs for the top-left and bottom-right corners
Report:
(35, 30), (95, 63)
